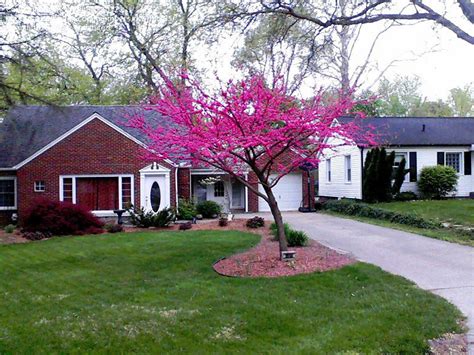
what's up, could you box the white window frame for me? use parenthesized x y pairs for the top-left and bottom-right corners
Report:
(0, 176), (17, 210)
(444, 152), (463, 174)
(59, 174), (134, 216)
(393, 152), (409, 182)
(34, 180), (46, 192)
(344, 155), (352, 183)
(326, 159), (332, 183)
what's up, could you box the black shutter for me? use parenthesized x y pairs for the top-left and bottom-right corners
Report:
(464, 151), (472, 175)
(409, 152), (417, 182)
(437, 152), (445, 165)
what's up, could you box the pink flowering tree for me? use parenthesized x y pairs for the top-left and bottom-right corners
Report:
(131, 74), (373, 256)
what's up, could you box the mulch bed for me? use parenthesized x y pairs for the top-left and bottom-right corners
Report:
(0, 230), (28, 245)
(211, 220), (355, 278)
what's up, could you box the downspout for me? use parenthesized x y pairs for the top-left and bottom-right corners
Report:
(360, 146), (364, 201)
(175, 167), (179, 209)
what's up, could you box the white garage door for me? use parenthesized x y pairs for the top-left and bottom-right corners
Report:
(258, 173), (303, 212)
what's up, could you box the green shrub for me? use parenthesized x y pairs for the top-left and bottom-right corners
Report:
(322, 199), (441, 229)
(246, 216), (265, 228)
(418, 165), (458, 199)
(105, 223), (124, 233)
(177, 199), (196, 220)
(394, 191), (418, 201)
(153, 208), (175, 227)
(270, 222), (291, 241)
(127, 206), (155, 228)
(127, 206), (175, 228)
(270, 222), (308, 246)
(196, 200), (222, 218)
(4, 224), (15, 234)
(287, 229), (309, 247)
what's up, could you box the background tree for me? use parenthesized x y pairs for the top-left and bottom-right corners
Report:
(131, 74), (373, 256)
(449, 84), (474, 116)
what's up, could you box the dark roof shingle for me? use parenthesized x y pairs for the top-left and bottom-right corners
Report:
(0, 105), (168, 168)
(340, 116), (474, 146)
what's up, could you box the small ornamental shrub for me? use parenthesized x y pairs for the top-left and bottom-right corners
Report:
(246, 216), (265, 228)
(270, 222), (292, 241)
(418, 166), (458, 199)
(179, 221), (192, 230)
(4, 224), (15, 234)
(105, 223), (124, 233)
(322, 199), (441, 229)
(393, 191), (418, 201)
(22, 199), (104, 236)
(153, 208), (175, 227)
(196, 200), (222, 218)
(127, 206), (155, 228)
(287, 229), (309, 247)
(270, 222), (308, 246)
(219, 217), (228, 227)
(177, 199), (196, 220)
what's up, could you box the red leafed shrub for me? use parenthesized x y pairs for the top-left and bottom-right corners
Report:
(22, 199), (104, 237)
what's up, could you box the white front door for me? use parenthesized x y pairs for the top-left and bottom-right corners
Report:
(142, 174), (167, 212)
(258, 173), (303, 212)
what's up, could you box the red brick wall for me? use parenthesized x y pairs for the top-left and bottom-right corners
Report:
(177, 168), (191, 201)
(247, 172), (259, 212)
(16, 118), (176, 220)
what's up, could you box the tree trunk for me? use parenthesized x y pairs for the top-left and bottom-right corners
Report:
(262, 184), (288, 255)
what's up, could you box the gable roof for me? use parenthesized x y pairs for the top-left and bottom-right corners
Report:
(0, 105), (170, 169)
(339, 117), (474, 146)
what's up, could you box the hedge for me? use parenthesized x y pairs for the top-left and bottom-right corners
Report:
(322, 199), (441, 229)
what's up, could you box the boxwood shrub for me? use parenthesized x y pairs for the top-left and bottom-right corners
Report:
(322, 199), (441, 229)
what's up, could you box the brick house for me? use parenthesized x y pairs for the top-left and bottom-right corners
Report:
(0, 106), (313, 225)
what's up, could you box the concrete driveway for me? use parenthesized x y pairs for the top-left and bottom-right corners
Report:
(238, 211), (474, 350)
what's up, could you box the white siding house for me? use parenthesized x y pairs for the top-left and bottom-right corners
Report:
(318, 117), (474, 199)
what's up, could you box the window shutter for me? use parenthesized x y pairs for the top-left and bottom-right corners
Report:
(464, 152), (472, 175)
(409, 152), (417, 182)
(437, 152), (445, 165)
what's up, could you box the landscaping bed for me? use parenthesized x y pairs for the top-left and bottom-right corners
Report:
(213, 222), (354, 277)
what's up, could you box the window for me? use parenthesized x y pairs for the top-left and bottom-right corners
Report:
(214, 181), (224, 197)
(393, 153), (407, 168)
(393, 152), (408, 181)
(344, 155), (352, 182)
(121, 177), (132, 208)
(446, 153), (461, 173)
(327, 159), (332, 182)
(34, 180), (45, 192)
(0, 178), (16, 209)
(62, 178), (73, 202)
(60, 175), (133, 211)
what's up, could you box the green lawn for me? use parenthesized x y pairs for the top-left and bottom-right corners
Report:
(0, 231), (463, 353)
(375, 199), (474, 226)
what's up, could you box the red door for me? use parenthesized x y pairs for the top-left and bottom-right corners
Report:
(76, 178), (119, 211)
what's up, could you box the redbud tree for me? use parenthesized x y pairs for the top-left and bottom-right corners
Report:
(132, 74), (373, 257)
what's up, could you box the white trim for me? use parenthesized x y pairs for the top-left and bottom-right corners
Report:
(12, 113), (177, 169)
(140, 163), (171, 211)
(59, 174), (134, 213)
(139, 163), (171, 173)
(0, 176), (17, 210)
(445, 151), (464, 175)
(190, 168), (226, 176)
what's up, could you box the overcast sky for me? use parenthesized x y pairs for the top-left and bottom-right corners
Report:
(195, 6), (474, 101)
